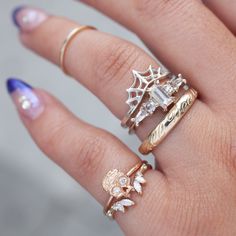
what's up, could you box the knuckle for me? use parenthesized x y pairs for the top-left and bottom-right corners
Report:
(132, 0), (171, 17)
(75, 133), (108, 178)
(132, 0), (192, 19)
(95, 39), (140, 93)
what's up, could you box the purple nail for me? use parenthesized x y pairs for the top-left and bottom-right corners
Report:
(12, 6), (48, 32)
(7, 78), (44, 120)
(12, 6), (26, 28)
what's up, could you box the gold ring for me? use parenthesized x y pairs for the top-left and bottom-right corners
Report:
(139, 88), (198, 155)
(102, 161), (152, 219)
(59, 26), (97, 74)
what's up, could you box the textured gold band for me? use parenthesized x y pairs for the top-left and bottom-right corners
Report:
(59, 26), (97, 74)
(139, 88), (198, 155)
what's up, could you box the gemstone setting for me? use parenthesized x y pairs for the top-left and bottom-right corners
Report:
(119, 176), (128, 187)
(150, 85), (174, 110)
(132, 73), (187, 127)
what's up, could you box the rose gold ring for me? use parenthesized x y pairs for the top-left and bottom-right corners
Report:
(102, 161), (152, 219)
(59, 26), (97, 74)
(139, 88), (198, 155)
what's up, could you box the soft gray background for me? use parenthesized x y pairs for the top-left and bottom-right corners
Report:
(0, 1), (153, 236)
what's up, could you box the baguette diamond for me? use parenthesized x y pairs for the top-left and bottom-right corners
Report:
(150, 85), (174, 110)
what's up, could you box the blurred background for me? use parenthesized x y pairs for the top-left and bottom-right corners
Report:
(0, 1), (153, 235)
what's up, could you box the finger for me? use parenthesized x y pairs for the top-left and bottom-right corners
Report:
(13, 6), (210, 105)
(78, 0), (236, 108)
(12, 7), (214, 173)
(204, 0), (236, 34)
(6, 78), (167, 235)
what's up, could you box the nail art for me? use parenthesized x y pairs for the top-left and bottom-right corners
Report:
(12, 6), (25, 28)
(12, 6), (48, 32)
(7, 78), (44, 120)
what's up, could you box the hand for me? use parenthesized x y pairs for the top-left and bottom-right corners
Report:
(9, 1), (236, 235)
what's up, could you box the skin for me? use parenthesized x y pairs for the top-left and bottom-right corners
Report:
(14, 1), (236, 235)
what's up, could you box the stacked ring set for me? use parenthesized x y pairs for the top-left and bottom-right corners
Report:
(60, 26), (198, 220)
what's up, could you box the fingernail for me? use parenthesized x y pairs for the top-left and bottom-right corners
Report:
(6, 78), (44, 120)
(12, 6), (48, 32)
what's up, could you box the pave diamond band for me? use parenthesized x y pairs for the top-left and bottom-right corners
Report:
(103, 161), (152, 219)
(122, 66), (188, 132)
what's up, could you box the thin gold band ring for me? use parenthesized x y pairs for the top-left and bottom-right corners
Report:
(59, 26), (97, 74)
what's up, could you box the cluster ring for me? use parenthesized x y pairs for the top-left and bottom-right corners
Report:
(102, 161), (152, 219)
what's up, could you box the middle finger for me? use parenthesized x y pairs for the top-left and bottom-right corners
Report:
(80, 0), (236, 109)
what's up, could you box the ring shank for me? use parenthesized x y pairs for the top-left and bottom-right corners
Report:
(60, 26), (97, 74)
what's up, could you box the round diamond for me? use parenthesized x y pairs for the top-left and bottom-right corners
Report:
(119, 176), (128, 186)
(163, 84), (175, 95)
(112, 186), (121, 196)
(145, 100), (156, 113)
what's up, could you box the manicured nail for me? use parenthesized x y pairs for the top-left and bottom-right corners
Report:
(12, 6), (48, 32)
(7, 78), (44, 120)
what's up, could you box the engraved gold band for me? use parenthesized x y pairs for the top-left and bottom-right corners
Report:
(59, 26), (97, 74)
(139, 88), (198, 155)
(103, 161), (152, 219)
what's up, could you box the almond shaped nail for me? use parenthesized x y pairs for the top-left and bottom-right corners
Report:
(7, 78), (44, 120)
(12, 6), (48, 32)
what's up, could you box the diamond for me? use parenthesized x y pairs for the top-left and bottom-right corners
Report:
(119, 199), (135, 207)
(170, 74), (186, 90)
(133, 180), (142, 194)
(144, 100), (157, 114)
(119, 176), (128, 187)
(150, 85), (174, 110)
(112, 203), (125, 213)
(133, 109), (148, 126)
(106, 210), (113, 218)
(112, 186), (122, 197)
(133, 99), (158, 126)
(162, 83), (175, 95)
(135, 175), (146, 184)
